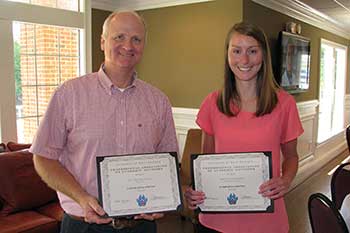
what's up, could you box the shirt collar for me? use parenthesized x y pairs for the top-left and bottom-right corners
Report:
(98, 64), (139, 95)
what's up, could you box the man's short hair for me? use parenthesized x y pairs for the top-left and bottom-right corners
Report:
(101, 11), (147, 39)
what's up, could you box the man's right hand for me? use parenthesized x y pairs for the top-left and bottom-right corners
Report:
(33, 155), (112, 225)
(79, 194), (113, 224)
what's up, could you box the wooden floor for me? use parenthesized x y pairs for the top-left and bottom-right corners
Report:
(156, 149), (350, 233)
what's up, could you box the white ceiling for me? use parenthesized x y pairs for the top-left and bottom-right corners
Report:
(91, 0), (350, 39)
(299, 0), (350, 35)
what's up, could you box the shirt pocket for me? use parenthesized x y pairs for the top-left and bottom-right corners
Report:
(134, 118), (161, 152)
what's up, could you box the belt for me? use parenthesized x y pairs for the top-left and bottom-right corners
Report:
(67, 214), (141, 229)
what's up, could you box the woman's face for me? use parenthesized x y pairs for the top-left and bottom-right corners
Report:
(228, 32), (263, 83)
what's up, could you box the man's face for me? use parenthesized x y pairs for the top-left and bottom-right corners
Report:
(286, 44), (294, 71)
(101, 13), (145, 71)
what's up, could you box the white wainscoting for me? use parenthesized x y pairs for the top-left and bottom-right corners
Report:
(172, 96), (350, 188)
(172, 107), (199, 161)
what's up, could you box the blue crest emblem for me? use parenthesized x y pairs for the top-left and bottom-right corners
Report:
(136, 194), (148, 207)
(227, 193), (238, 205)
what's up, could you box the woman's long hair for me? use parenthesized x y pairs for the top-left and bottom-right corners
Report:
(217, 22), (279, 117)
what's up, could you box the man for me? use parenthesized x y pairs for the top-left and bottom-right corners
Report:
(281, 42), (298, 87)
(31, 11), (178, 233)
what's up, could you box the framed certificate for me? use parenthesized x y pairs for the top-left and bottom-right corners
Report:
(191, 152), (273, 213)
(96, 152), (183, 217)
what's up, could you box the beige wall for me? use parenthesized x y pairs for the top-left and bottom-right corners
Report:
(91, 8), (111, 72)
(138, 0), (242, 108)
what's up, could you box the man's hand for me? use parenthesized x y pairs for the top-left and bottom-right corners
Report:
(80, 194), (113, 224)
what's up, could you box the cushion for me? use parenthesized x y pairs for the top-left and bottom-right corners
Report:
(0, 143), (6, 153)
(0, 151), (57, 216)
(0, 211), (58, 233)
(6, 142), (31, 152)
(36, 202), (63, 222)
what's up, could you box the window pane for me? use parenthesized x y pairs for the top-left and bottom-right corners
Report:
(61, 57), (79, 82)
(14, 21), (81, 143)
(21, 86), (38, 117)
(59, 27), (79, 56)
(19, 23), (35, 54)
(20, 55), (36, 85)
(57, 0), (79, 11)
(37, 86), (56, 115)
(22, 117), (39, 143)
(31, 0), (56, 7)
(36, 25), (59, 55)
(9, 0), (30, 3)
(37, 56), (59, 85)
(7, 0), (80, 11)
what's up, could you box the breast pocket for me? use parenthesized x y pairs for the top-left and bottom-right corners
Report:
(134, 117), (161, 152)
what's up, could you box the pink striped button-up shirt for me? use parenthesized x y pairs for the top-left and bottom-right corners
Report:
(30, 67), (178, 216)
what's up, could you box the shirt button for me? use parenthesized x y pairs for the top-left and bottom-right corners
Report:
(120, 121), (124, 125)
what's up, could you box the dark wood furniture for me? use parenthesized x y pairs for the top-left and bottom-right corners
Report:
(308, 193), (349, 233)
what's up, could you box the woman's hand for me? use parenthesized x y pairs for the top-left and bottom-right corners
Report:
(184, 186), (206, 209)
(258, 176), (293, 200)
(259, 139), (299, 200)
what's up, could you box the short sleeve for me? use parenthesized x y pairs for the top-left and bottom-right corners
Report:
(196, 92), (218, 136)
(29, 85), (69, 159)
(280, 93), (304, 144)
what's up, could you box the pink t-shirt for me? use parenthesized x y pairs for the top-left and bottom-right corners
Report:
(30, 68), (178, 216)
(196, 90), (304, 233)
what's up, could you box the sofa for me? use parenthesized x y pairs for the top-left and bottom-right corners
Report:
(0, 142), (64, 233)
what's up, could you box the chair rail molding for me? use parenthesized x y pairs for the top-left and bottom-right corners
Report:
(91, 0), (213, 11)
(251, 0), (350, 39)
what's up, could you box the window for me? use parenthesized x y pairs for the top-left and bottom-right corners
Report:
(0, 0), (89, 143)
(7, 0), (80, 11)
(317, 39), (347, 143)
(14, 22), (80, 142)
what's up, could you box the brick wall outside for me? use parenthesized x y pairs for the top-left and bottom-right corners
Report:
(19, 11), (79, 143)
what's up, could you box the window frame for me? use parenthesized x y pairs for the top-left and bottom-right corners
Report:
(317, 38), (348, 144)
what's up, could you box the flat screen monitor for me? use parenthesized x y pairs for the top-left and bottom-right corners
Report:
(278, 31), (311, 93)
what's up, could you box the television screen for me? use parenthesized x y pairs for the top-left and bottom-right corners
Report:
(278, 31), (311, 92)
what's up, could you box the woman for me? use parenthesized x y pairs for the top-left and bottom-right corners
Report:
(184, 22), (304, 233)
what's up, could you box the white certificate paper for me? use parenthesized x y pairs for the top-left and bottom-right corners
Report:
(96, 152), (182, 217)
(191, 152), (273, 213)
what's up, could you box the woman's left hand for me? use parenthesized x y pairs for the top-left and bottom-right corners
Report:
(258, 176), (292, 200)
